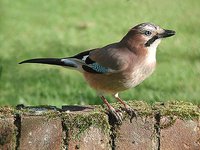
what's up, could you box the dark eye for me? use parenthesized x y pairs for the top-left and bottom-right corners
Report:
(144, 31), (152, 36)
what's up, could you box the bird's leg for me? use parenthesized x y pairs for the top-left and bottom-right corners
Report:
(100, 95), (123, 124)
(113, 93), (137, 122)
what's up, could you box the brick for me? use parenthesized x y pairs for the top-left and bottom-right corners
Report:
(68, 126), (110, 150)
(0, 117), (16, 150)
(160, 118), (200, 150)
(19, 115), (62, 150)
(62, 106), (110, 150)
(115, 117), (157, 150)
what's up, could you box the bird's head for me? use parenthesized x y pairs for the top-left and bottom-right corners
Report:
(133, 22), (175, 47)
(121, 22), (175, 49)
(121, 22), (175, 60)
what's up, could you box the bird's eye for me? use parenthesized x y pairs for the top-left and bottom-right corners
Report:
(144, 31), (152, 36)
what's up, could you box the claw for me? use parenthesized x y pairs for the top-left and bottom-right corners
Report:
(121, 105), (137, 123)
(107, 107), (123, 124)
(113, 94), (137, 123)
(100, 95), (123, 124)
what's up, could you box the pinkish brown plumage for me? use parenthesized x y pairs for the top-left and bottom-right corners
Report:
(19, 22), (175, 123)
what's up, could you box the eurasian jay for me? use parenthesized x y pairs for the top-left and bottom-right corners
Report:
(19, 23), (175, 123)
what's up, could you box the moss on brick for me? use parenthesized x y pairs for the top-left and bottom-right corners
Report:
(109, 100), (153, 120)
(62, 106), (110, 140)
(153, 101), (200, 119)
(111, 100), (200, 119)
(0, 100), (199, 144)
(0, 106), (14, 118)
(106, 100), (200, 122)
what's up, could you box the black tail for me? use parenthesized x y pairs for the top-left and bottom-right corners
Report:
(19, 58), (77, 68)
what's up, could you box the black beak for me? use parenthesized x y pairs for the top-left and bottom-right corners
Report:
(158, 29), (175, 38)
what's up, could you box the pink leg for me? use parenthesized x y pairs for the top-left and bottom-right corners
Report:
(100, 96), (113, 110)
(100, 95), (123, 124)
(113, 93), (130, 108)
(113, 93), (137, 121)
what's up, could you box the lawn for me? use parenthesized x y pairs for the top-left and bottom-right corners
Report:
(0, 0), (199, 106)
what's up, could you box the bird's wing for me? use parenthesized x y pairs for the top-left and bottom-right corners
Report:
(70, 44), (132, 74)
(19, 44), (132, 74)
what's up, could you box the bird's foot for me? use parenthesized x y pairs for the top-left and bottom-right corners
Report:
(121, 104), (137, 123)
(100, 95), (123, 124)
(107, 107), (123, 125)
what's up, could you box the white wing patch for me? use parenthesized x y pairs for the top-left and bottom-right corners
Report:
(82, 55), (89, 61)
(61, 58), (78, 67)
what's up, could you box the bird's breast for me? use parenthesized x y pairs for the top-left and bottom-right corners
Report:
(83, 61), (156, 94)
(122, 61), (156, 89)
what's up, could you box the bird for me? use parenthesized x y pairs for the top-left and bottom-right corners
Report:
(19, 22), (175, 123)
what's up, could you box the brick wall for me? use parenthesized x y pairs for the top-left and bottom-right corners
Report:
(0, 101), (199, 150)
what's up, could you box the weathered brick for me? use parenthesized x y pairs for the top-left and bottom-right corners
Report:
(0, 117), (16, 150)
(68, 126), (110, 150)
(19, 115), (62, 150)
(160, 118), (200, 150)
(62, 106), (110, 150)
(115, 117), (157, 150)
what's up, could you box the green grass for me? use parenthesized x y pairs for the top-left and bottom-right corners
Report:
(0, 0), (200, 106)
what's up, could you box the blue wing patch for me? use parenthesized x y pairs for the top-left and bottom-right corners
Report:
(91, 63), (109, 73)
(82, 63), (109, 74)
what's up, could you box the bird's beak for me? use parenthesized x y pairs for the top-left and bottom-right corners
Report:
(158, 29), (175, 38)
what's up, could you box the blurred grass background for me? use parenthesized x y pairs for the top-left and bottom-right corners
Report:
(0, 0), (199, 106)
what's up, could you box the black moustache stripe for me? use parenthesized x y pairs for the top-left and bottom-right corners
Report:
(145, 35), (158, 47)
